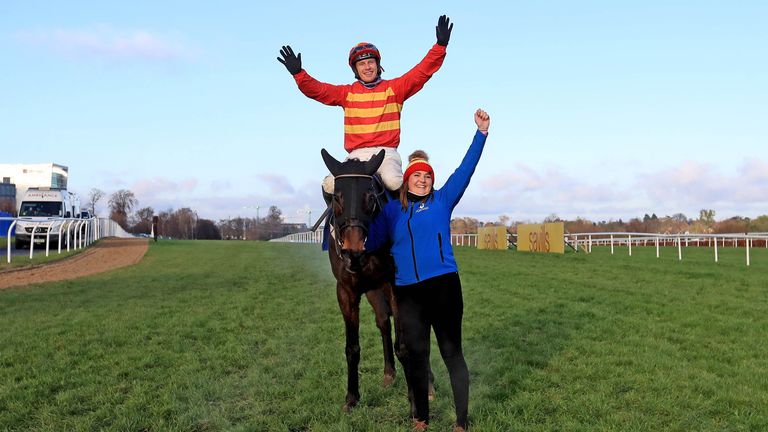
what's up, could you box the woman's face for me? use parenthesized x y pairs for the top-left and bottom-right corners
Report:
(407, 170), (433, 196)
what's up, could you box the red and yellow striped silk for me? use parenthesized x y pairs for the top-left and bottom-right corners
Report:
(342, 87), (403, 151)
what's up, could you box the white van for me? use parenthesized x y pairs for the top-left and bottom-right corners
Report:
(15, 187), (80, 249)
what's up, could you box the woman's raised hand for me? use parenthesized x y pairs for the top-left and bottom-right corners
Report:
(474, 109), (490, 132)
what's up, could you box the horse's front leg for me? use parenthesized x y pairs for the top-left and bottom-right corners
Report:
(337, 283), (362, 412)
(365, 288), (396, 387)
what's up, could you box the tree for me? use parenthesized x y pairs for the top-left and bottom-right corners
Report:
(699, 209), (716, 226)
(196, 219), (221, 240)
(88, 188), (105, 216)
(261, 206), (284, 240)
(131, 206), (155, 234)
(109, 189), (138, 229)
(497, 215), (510, 227)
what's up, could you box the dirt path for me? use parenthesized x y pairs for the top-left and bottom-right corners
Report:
(0, 238), (149, 290)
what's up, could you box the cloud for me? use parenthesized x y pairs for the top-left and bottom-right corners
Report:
(90, 158), (768, 224)
(457, 157), (768, 221)
(640, 159), (768, 208)
(255, 174), (295, 195)
(131, 177), (198, 199)
(16, 26), (195, 62)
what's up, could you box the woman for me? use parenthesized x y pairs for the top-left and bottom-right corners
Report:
(366, 109), (490, 431)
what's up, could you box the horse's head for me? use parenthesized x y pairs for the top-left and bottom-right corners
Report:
(322, 148), (385, 270)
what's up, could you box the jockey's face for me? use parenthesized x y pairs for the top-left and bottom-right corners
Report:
(355, 58), (379, 83)
(407, 170), (433, 196)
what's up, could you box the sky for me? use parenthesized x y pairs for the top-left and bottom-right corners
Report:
(1, 1), (766, 224)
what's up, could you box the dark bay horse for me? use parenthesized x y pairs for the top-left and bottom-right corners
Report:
(321, 148), (401, 412)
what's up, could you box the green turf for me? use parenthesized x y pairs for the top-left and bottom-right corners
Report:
(0, 238), (87, 270)
(1, 241), (767, 431)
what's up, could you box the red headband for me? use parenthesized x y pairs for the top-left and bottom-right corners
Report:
(403, 159), (434, 185)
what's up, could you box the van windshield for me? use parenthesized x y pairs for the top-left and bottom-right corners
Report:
(19, 201), (63, 217)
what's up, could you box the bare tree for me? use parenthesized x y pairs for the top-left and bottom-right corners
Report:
(131, 206), (155, 234)
(196, 219), (221, 239)
(88, 188), (106, 216)
(109, 189), (138, 229)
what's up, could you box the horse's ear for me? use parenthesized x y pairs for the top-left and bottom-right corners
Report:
(321, 149), (343, 176)
(364, 149), (385, 176)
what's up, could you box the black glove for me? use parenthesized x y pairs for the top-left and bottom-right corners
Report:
(436, 15), (453, 47)
(277, 45), (302, 75)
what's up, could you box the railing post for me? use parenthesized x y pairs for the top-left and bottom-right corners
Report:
(29, 222), (42, 260)
(610, 234), (614, 255)
(45, 221), (54, 257)
(656, 237), (659, 258)
(6, 220), (18, 264)
(57, 220), (65, 253)
(628, 234), (632, 256)
(678, 237), (682, 261)
(746, 237), (750, 267)
(714, 236), (719, 262)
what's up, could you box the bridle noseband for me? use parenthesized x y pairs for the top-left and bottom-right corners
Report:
(330, 173), (377, 259)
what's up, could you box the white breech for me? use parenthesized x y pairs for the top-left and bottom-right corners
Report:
(322, 147), (403, 193)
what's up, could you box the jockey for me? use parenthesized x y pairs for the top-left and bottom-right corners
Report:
(277, 15), (454, 204)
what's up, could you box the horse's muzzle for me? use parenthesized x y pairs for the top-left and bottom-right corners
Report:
(343, 250), (366, 273)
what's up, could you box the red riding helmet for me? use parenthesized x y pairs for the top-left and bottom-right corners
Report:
(348, 42), (381, 66)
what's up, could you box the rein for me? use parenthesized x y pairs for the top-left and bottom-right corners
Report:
(329, 173), (375, 259)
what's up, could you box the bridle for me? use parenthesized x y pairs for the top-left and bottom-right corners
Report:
(319, 147), (388, 263)
(329, 173), (377, 259)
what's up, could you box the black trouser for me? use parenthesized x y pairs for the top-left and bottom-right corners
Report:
(395, 272), (469, 428)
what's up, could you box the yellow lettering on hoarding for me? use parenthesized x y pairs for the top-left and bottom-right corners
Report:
(477, 226), (508, 250)
(517, 223), (565, 254)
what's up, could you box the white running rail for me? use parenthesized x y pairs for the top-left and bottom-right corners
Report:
(2, 217), (134, 264)
(567, 232), (768, 266)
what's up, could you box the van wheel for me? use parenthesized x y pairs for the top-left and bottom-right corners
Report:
(15, 238), (27, 249)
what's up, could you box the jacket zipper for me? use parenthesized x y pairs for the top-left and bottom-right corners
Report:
(407, 204), (420, 281)
(438, 233), (444, 263)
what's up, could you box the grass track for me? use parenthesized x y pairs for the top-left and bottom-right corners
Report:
(0, 236), (86, 270)
(1, 241), (767, 431)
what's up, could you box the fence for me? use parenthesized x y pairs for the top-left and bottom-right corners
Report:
(270, 229), (482, 247)
(567, 232), (768, 266)
(269, 229), (324, 244)
(2, 216), (134, 264)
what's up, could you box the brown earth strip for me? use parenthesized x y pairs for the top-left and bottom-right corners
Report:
(0, 238), (149, 290)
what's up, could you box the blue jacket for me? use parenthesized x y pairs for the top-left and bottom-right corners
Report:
(366, 130), (487, 286)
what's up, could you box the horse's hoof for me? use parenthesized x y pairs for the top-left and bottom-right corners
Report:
(382, 373), (395, 388)
(342, 396), (358, 412)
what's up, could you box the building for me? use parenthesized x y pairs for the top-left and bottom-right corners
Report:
(0, 163), (69, 212)
(0, 181), (15, 214)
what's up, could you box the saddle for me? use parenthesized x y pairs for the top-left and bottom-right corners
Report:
(318, 174), (394, 251)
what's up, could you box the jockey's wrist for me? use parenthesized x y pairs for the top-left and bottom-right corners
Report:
(478, 128), (488, 135)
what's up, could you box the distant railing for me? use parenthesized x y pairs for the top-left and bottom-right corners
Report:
(270, 229), (482, 247)
(2, 217), (134, 264)
(567, 232), (768, 266)
(269, 228), (767, 266)
(269, 229), (324, 244)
